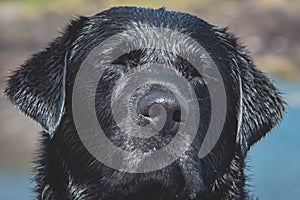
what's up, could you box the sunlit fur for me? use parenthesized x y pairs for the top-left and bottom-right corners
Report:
(5, 7), (285, 200)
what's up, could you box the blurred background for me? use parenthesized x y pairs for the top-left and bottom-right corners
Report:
(0, 0), (299, 199)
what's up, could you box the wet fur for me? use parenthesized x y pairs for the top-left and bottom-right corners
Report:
(5, 7), (285, 200)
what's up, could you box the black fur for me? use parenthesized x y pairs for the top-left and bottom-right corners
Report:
(5, 7), (285, 200)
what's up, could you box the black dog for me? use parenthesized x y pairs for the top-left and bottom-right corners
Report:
(5, 7), (284, 200)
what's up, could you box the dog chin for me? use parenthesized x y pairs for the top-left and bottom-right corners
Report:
(105, 167), (187, 198)
(100, 159), (205, 199)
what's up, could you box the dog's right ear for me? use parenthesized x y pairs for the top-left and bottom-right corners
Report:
(4, 17), (86, 137)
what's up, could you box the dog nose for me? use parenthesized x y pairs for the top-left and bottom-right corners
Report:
(138, 89), (182, 125)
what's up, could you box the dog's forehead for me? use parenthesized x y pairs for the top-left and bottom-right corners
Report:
(70, 7), (213, 56)
(123, 22), (198, 53)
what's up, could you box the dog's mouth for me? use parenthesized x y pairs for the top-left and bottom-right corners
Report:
(101, 160), (205, 199)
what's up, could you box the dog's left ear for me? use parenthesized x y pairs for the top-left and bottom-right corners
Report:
(214, 28), (285, 153)
(215, 28), (285, 152)
(235, 53), (285, 153)
(4, 17), (86, 137)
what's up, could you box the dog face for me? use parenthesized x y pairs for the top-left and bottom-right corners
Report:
(5, 7), (284, 199)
